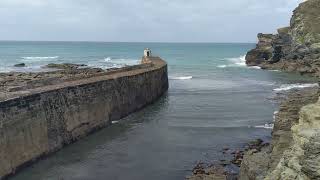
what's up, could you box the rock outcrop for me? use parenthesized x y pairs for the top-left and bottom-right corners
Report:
(239, 87), (320, 180)
(265, 97), (320, 180)
(246, 0), (320, 76)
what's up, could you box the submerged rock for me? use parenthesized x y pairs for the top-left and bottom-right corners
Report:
(14, 63), (26, 67)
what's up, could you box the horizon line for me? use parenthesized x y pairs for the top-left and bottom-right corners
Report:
(0, 40), (256, 44)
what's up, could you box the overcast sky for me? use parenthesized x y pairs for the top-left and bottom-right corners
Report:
(0, 0), (303, 42)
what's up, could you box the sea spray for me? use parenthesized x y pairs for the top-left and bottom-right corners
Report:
(273, 83), (319, 92)
(169, 76), (193, 80)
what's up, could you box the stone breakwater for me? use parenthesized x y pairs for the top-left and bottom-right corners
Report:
(0, 57), (168, 179)
(245, 0), (320, 77)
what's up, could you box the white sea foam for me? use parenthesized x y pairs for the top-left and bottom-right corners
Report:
(104, 57), (112, 62)
(273, 111), (279, 122)
(21, 56), (59, 60)
(227, 55), (246, 66)
(269, 70), (280, 72)
(255, 123), (274, 129)
(109, 58), (140, 66)
(170, 76), (193, 80)
(218, 55), (251, 69)
(217, 65), (227, 68)
(90, 58), (140, 69)
(273, 83), (319, 92)
(112, 121), (119, 124)
(248, 66), (261, 69)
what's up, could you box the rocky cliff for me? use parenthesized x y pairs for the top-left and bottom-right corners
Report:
(240, 0), (320, 179)
(265, 96), (320, 180)
(246, 0), (320, 76)
(239, 87), (320, 180)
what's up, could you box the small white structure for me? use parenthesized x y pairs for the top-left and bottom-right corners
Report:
(144, 48), (152, 57)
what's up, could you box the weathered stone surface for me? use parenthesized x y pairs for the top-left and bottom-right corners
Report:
(266, 98), (320, 180)
(239, 146), (271, 180)
(239, 87), (320, 180)
(186, 164), (227, 180)
(246, 34), (275, 66)
(0, 57), (169, 179)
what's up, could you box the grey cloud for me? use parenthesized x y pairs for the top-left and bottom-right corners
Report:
(0, 0), (303, 42)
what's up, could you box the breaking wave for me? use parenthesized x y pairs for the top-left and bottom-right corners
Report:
(217, 55), (258, 69)
(273, 83), (319, 92)
(273, 111), (279, 122)
(21, 56), (59, 60)
(248, 66), (261, 69)
(89, 57), (140, 69)
(217, 65), (227, 68)
(170, 76), (193, 80)
(255, 123), (274, 129)
(104, 57), (112, 62)
(227, 55), (246, 66)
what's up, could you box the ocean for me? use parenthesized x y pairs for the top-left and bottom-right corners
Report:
(2, 42), (317, 180)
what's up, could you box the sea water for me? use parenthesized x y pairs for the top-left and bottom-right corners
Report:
(2, 42), (317, 180)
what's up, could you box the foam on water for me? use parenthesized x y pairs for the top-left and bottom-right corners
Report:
(217, 55), (259, 69)
(90, 57), (140, 69)
(273, 83), (319, 92)
(217, 65), (227, 68)
(273, 111), (279, 122)
(104, 57), (112, 62)
(21, 56), (59, 61)
(248, 66), (261, 69)
(169, 76), (193, 80)
(255, 123), (274, 129)
(228, 55), (246, 66)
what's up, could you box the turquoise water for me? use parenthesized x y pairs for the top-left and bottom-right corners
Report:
(2, 42), (317, 180)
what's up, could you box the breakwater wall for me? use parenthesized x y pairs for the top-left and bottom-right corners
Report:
(0, 57), (168, 179)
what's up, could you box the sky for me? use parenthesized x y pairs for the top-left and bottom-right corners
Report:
(0, 0), (304, 43)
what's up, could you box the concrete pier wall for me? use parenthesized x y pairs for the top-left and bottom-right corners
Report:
(0, 57), (168, 179)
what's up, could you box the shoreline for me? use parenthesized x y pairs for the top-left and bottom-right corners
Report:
(188, 0), (320, 178)
(187, 86), (320, 180)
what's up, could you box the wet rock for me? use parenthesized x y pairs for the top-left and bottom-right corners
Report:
(187, 164), (227, 180)
(46, 63), (87, 69)
(14, 63), (26, 67)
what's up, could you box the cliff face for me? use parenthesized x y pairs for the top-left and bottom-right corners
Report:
(246, 0), (320, 76)
(239, 88), (320, 180)
(240, 1), (320, 179)
(266, 97), (320, 180)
